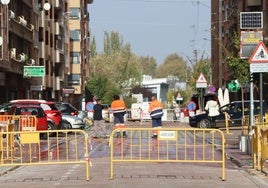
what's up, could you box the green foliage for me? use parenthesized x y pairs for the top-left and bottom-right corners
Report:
(90, 36), (97, 58)
(103, 31), (123, 55)
(226, 57), (249, 85)
(155, 53), (189, 80)
(224, 30), (250, 86)
(85, 74), (121, 104)
(138, 56), (157, 76)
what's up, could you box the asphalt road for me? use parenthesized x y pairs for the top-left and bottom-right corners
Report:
(0, 121), (268, 188)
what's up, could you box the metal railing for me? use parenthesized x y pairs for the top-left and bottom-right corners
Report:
(0, 129), (90, 180)
(109, 127), (226, 181)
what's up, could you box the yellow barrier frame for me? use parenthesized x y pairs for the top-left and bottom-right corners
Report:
(0, 129), (90, 180)
(109, 128), (226, 181)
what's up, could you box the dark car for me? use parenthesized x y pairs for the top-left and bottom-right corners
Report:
(189, 100), (267, 128)
(55, 102), (79, 116)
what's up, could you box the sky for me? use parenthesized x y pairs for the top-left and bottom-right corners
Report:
(88, 0), (211, 65)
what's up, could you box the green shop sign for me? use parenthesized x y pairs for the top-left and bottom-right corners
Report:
(23, 66), (45, 77)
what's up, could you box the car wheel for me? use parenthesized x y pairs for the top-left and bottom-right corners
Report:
(48, 122), (55, 130)
(61, 120), (72, 130)
(198, 119), (211, 128)
(47, 122), (56, 136)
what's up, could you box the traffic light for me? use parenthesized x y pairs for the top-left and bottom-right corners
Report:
(228, 80), (240, 92)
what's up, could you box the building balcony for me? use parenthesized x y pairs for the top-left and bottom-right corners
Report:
(9, 16), (34, 42)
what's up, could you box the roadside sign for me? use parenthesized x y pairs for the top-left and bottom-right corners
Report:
(196, 72), (208, 88)
(250, 63), (268, 73)
(240, 31), (263, 58)
(208, 85), (216, 93)
(158, 131), (177, 141)
(30, 85), (43, 91)
(248, 41), (268, 63)
(86, 102), (94, 112)
(187, 101), (197, 111)
(23, 66), (45, 77)
(249, 41), (268, 73)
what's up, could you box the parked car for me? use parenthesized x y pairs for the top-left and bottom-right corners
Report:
(8, 104), (48, 131)
(189, 100), (267, 128)
(60, 115), (85, 129)
(55, 102), (79, 116)
(8, 99), (62, 130)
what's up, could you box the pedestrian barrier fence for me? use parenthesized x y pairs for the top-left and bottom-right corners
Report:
(251, 122), (268, 171)
(0, 129), (90, 180)
(0, 115), (37, 132)
(127, 108), (187, 122)
(109, 127), (226, 181)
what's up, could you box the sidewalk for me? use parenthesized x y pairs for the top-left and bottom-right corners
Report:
(222, 127), (268, 179)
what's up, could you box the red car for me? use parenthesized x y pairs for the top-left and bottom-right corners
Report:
(10, 99), (62, 130)
(8, 104), (48, 131)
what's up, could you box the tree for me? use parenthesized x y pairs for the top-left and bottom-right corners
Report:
(155, 53), (190, 81)
(85, 74), (121, 104)
(103, 31), (123, 55)
(88, 31), (142, 102)
(90, 36), (97, 58)
(138, 56), (157, 76)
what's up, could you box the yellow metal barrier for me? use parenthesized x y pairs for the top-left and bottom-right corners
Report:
(0, 130), (90, 180)
(0, 115), (37, 131)
(252, 122), (268, 171)
(109, 128), (226, 181)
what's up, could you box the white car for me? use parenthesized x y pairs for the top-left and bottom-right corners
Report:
(61, 114), (85, 129)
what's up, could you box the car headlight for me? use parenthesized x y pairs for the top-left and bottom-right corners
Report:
(75, 119), (83, 123)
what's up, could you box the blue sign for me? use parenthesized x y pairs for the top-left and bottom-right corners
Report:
(187, 101), (197, 111)
(86, 102), (94, 112)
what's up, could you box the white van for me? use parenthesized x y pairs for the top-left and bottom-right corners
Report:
(130, 102), (151, 121)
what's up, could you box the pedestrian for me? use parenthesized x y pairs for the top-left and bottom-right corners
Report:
(111, 95), (127, 138)
(149, 96), (163, 138)
(90, 98), (107, 138)
(205, 96), (220, 128)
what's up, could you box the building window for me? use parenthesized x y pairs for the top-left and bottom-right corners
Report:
(68, 74), (80, 85)
(69, 8), (80, 19)
(70, 52), (81, 64)
(70, 30), (81, 41)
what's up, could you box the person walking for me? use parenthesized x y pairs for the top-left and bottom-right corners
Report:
(90, 98), (107, 138)
(111, 95), (127, 138)
(205, 96), (220, 128)
(149, 96), (163, 138)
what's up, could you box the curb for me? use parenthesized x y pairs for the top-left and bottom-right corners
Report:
(0, 166), (19, 177)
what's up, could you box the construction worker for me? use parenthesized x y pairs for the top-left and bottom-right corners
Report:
(111, 95), (127, 138)
(149, 96), (163, 138)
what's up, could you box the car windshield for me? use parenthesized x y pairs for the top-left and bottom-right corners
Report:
(55, 103), (77, 112)
(40, 103), (58, 111)
(15, 107), (43, 117)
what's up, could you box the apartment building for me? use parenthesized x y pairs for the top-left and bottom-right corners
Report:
(0, 0), (92, 109)
(211, 0), (267, 88)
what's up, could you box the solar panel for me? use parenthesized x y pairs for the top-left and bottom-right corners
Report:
(240, 12), (263, 29)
